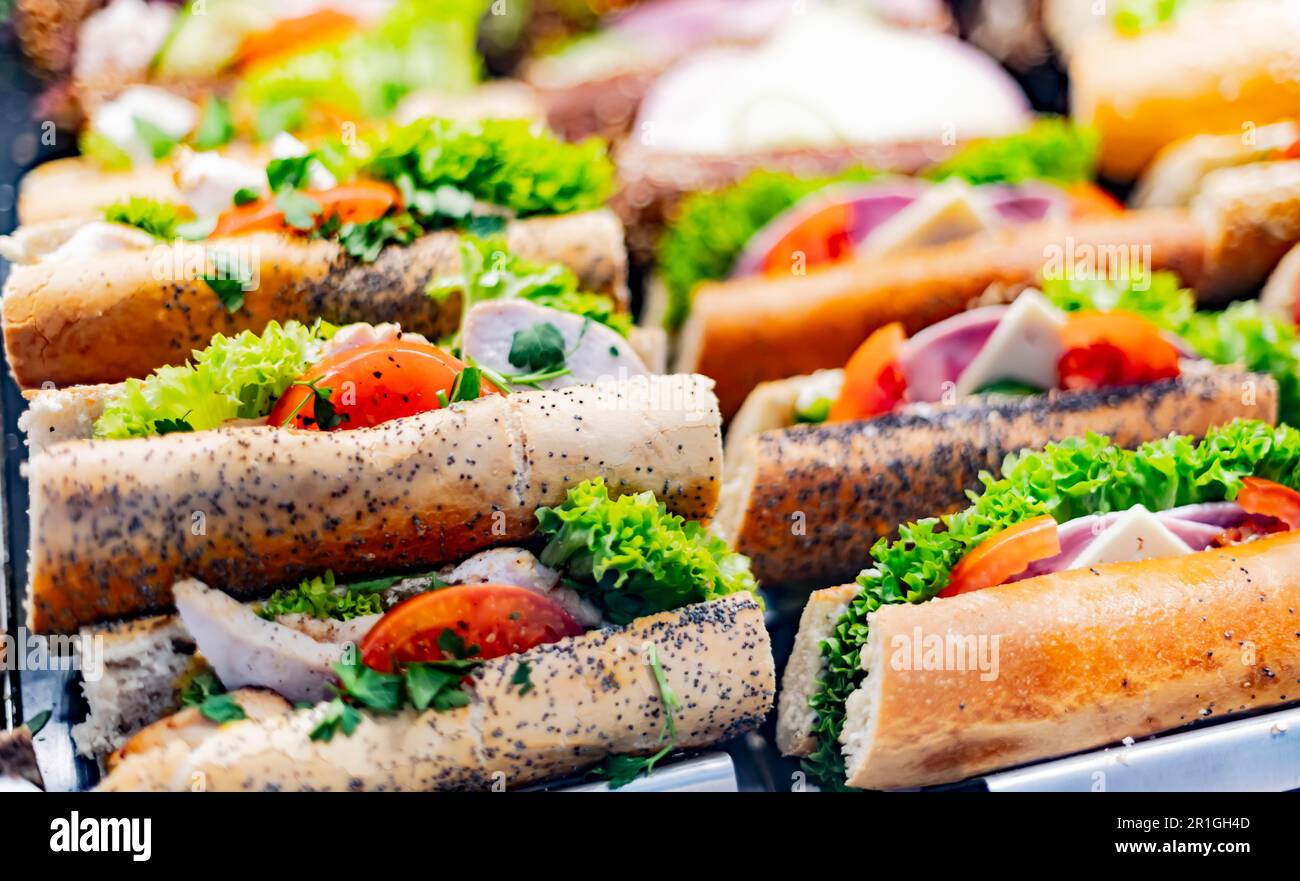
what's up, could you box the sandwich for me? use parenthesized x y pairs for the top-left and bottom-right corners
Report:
(28, 349), (773, 789)
(779, 418), (1300, 789)
(714, 271), (1290, 587)
(671, 155), (1300, 419)
(15, 0), (487, 135)
(1067, 0), (1300, 180)
(611, 5), (1030, 261)
(1, 116), (622, 390)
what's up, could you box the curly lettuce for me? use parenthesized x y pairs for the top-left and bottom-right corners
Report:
(924, 117), (1098, 187)
(535, 478), (759, 625)
(656, 167), (877, 331)
(258, 571), (387, 621)
(236, 0), (486, 130)
(93, 320), (325, 439)
(805, 419), (1300, 790)
(1042, 271), (1300, 425)
(102, 197), (188, 240)
(429, 235), (630, 336)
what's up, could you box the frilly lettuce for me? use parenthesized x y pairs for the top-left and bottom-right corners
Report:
(1042, 271), (1300, 425)
(236, 0), (485, 128)
(428, 235), (630, 336)
(806, 419), (1300, 790)
(93, 320), (325, 439)
(535, 478), (759, 625)
(924, 117), (1098, 186)
(102, 197), (188, 240)
(258, 571), (386, 621)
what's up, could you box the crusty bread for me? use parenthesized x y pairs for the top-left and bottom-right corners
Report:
(27, 374), (724, 633)
(1130, 123), (1299, 210)
(841, 531), (1300, 789)
(17, 157), (183, 225)
(1193, 160), (1300, 303)
(723, 372), (838, 452)
(2, 208), (628, 389)
(20, 383), (113, 456)
(1260, 241), (1300, 318)
(775, 583), (857, 757)
(99, 592), (775, 791)
(70, 615), (197, 758)
(674, 211), (1215, 418)
(714, 364), (1277, 588)
(1070, 0), (1300, 181)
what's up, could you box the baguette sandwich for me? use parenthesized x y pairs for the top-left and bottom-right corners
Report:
(716, 272), (1291, 587)
(611, 6), (1029, 261)
(1, 116), (623, 390)
(780, 418), (1300, 789)
(672, 158), (1300, 419)
(47, 374), (774, 789)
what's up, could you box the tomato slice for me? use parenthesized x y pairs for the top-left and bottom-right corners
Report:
(1066, 182), (1125, 218)
(312, 181), (402, 225)
(827, 322), (908, 422)
(359, 584), (584, 673)
(267, 339), (497, 430)
(939, 515), (1061, 598)
(1057, 311), (1181, 391)
(760, 201), (856, 277)
(238, 9), (359, 71)
(211, 180), (401, 239)
(1236, 477), (1300, 530)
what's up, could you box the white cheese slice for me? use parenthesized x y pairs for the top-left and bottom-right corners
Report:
(953, 289), (1066, 397)
(863, 179), (1000, 257)
(1068, 504), (1194, 570)
(89, 85), (198, 166)
(178, 152), (267, 218)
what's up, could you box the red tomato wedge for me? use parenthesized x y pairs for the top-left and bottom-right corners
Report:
(760, 201), (856, 277)
(1066, 182), (1125, 218)
(1283, 138), (1300, 161)
(238, 9), (359, 71)
(939, 515), (1061, 598)
(268, 339), (497, 430)
(1057, 311), (1181, 391)
(828, 322), (908, 422)
(359, 584), (584, 673)
(211, 180), (401, 238)
(1236, 477), (1300, 530)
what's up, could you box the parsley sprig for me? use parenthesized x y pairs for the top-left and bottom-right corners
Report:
(586, 642), (680, 789)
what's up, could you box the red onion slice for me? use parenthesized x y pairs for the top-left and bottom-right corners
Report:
(895, 305), (1007, 402)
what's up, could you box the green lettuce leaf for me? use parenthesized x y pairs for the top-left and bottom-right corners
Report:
(805, 418), (1300, 790)
(924, 117), (1099, 186)
(236, 0), (486, 130)
(93, 320), (325, 439)
(656, 167), (877, 331)
(429, 235), (631, 336)
(79, 129), (133, 171)
(1042, 271), (1300, 425)
(535, 478), (760, 625)
(257, 571), (387, 621)
(102, 197), (188, 240)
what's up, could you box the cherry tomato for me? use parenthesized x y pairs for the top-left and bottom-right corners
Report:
(238, 9), (359, 71)
(828, 322), (908, 422)
(211, 199), (286, 237)
(940, 515), (1061, 598)
(1066, 182), (1125, 218)
(760, 201), (856, 277)
(1236, 477), (1300, 530)
(359, 584), (584, 673)
(268, 339), (495, 430)
(1057, 311), (1181, 391)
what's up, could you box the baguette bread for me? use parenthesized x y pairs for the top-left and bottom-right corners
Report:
(676, 211), (1214, 419)
(714, 364), (1277, 589)
(2, 209), (627, 390)
(1070, 0), (1300, 181)
(28, 374), (724, 633)
(17, 156), (185, 225)
(0, 728), (44, 792)
(836, 531), (1300, 789)
(99, 592), (775, 791)
(775, 583), (857, 757)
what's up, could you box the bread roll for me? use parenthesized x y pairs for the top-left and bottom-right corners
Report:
(715, 364), (1277, 588)
(99, 592), (775, 791)
(3, 209), (627, 389)
(1071, 0), (1300, 180)
(28, 374), (724, 633)
(841, 531), (1300, 789)
(674, 211), (1213, 418)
